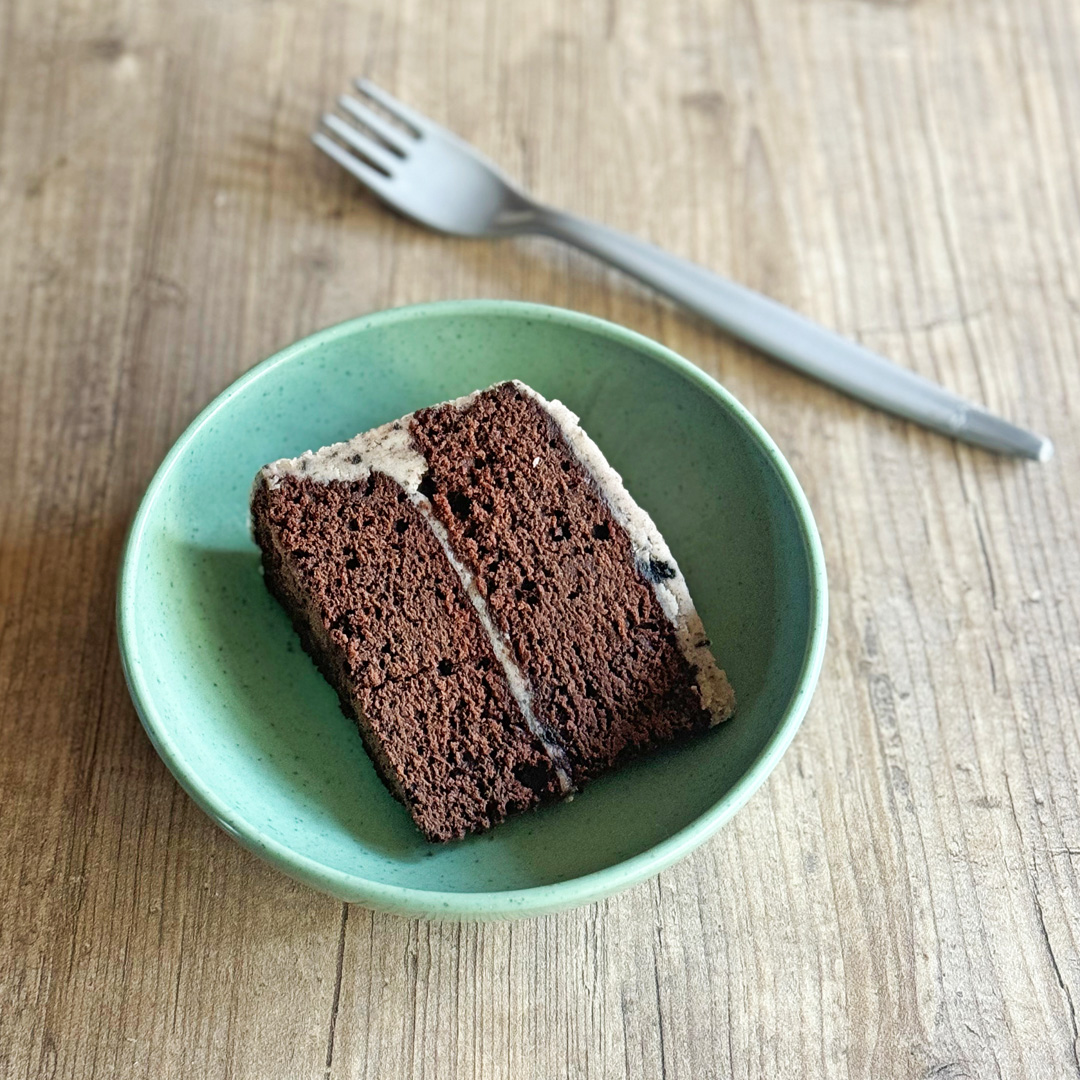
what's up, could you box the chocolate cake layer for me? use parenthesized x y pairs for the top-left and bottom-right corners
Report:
(252, 469), (563, 841)
(252, 381), (733, 842)
(411, 383), (714, 783)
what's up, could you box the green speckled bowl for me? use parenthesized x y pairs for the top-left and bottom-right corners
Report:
(117, 301), (826, 919)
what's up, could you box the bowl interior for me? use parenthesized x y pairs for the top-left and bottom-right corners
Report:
(121, 303), (822, 910)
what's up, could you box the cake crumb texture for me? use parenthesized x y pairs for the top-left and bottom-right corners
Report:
(252, 381), (734, 841)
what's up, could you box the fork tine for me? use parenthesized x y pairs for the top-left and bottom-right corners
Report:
(311, 133), (394, 198)
(321, 114), (398, 174)
(337, 95), (411, 154)
(353, 79), (429, 136)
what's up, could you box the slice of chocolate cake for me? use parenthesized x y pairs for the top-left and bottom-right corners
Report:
(251, 381), (733, 842)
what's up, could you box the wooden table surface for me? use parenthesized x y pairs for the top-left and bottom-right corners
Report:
(3, 0), (1080, 1076)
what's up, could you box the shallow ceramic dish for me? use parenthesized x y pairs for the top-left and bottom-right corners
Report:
(117, 300), (827, 919)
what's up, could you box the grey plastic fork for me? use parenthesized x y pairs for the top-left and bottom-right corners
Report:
(314, 80), (1052, 461)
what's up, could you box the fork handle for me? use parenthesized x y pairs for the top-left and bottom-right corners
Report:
(531, 208), (1050, 460)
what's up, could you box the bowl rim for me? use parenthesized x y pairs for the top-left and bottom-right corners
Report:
(117, 299), (828, 919)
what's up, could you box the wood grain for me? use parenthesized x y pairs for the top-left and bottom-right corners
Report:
(2, 0), (1079, 1076)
